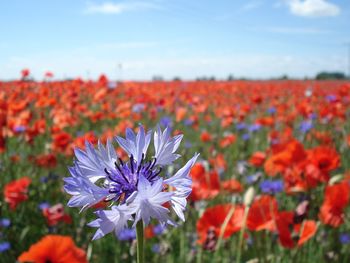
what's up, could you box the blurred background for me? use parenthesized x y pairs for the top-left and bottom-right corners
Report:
(0, 0), (349, 80)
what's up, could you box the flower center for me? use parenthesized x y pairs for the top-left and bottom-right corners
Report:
(104, 154), (162, 203)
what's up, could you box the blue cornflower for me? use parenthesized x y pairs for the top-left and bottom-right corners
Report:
(299, 121), (313, 133)
(267, 107), (276, 115)
(0, 242), (10, 253)
(242, 133), (250, 141)
(245, 172), (263, 184)
(183, 119), (194, 126)
(153, 224), (166, 235)
(38, 202), (50, 211)
(64, 125), (199, 240)
(248, 124), (261, 132)
(0, 218), (10, 228)
(132, 103), (145, 113)
(259, 179), (284, 194)
(325, 94), (337, 103)
(117, 228), (136, 241)
(160, 116), (173, 128)
(0, 219), (10, 229)
(339, 233), (350, 244)
(236, 123), (246, 131)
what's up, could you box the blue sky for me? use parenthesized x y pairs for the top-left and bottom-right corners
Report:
(0, 0), (349, 80)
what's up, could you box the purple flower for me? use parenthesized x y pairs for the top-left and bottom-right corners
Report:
(267, 107), (276, 115)
(246, 172), (263, 184)
(339, 233), (350, 244)
(38, 202), (50, 211)
(242, 133), (250, 141)
(152, 244), (161, 253)
(259, 179), (284, 194)
(13, 125), (26, 133)
(183, 119), (194, 126)
(325, 94), (337, 103)
(248, 124), (261, 132)
(117, 228), (136, 241)
(0, 242), (10, 253)
(160, 116), (173, 128)
(0, 218), (10, 228)
(236, 123), (246, 131)
(299, 121), (313, 133)
(153, 224), (166, 235)
(132, 103), (145, 113)
(64, 125), (199, 240)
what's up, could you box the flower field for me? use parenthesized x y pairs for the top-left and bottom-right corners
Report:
(1, 75), (350, 262)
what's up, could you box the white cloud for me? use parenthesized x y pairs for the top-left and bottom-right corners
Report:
(84, 1), (160, 15)
(286, 0), (340, 17)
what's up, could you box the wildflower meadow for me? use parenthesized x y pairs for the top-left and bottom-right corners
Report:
(1, 72), (350, 262)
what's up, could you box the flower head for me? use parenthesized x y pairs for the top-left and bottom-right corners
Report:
(64, 125), (199, 240)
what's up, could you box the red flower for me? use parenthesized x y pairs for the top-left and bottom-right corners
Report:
(190, 164), (220, 201)
(249, 151), (266, 167)
(4, 177), (31, 210)
(221, 179), (243, 193)
(276, 211), (317, 248)
(247, 195), (278, 232)
(42, 204), (72, 227)
(197, 204), (244, 244)
(18, 235), (87, 263)
(319, 181), (349, 227)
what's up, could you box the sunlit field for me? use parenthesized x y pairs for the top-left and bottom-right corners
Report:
(1, 76), (350, 262)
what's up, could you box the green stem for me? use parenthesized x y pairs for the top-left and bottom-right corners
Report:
(136, 220), (144, 263)
(236, 206), (249, 263)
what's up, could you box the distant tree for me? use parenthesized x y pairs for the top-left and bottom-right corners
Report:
(173, 77), (182, 81)
(227, 74), (234, 81)
(152, 75), (164, 81)
(315, 72), (346, 80)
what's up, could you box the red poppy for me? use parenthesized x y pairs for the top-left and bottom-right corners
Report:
(319, 181), (349, 227)
(221, 179), (243, 193)
(276, 211), (317, 248)
(219, 134), (236, 148)
(197, 204), (244, 244)
(4, 177), (31, 210)
(18, 235), (87, 263)
(247, 195), (278, 232)
(190, 166), (220, 201)
(249, 151), (266, 167)
(42, 204), (72, 226)
(264, 139), (306, 176)
(200, 131), (212, 142)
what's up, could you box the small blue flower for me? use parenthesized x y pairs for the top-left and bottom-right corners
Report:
(183, 119), (194, 126)
(325, 94), (337, 103)
(153, 224), (166, 235)
(267, 107), (276, 115)
(246, 172), (262, 184)
(117, 228), (136, 241)
(299, 121), (313, 133)
(236, 123), (246, 131)
(242, 133), (250, 141)
(259, 179), (284, 194)
(152, 244), (161, 253)
(339, 233), (350, 244)
(0, 218), (10, 228)
(13, 125), (26, 133)
(132, 103), (145, 113)
(160, 116), (173, 128)
(38, 202), (50, 211)
(0, 242), (10, 253)
(248, 124), (261, 132)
